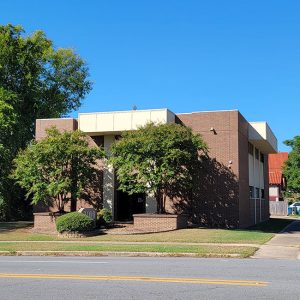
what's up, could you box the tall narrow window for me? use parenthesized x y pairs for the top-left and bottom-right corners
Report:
(248, 142), (254, 155)
(249, 186), (254, 199)
(256, 188), (260, 199)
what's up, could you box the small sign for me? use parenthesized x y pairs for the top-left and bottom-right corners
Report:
(78, 208), (97, 223)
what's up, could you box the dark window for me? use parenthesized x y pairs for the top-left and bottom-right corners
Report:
(248, 143), (254, 155)
(91, 136), (104, 148)
(255, 148), (259, 160)
(261, 189), (265, 199)
(249, 186), (254, 198)
(260, 153), (265, 163)
(256, 188), (260, 198)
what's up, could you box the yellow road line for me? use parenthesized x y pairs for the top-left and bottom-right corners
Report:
(0, 273), (268, 287)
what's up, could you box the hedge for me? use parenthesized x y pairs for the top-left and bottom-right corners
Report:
(56, 212), (94, 233)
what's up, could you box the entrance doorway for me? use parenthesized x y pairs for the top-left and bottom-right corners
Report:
(115, 191), (145, 221)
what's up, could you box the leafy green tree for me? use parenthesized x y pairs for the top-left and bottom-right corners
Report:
(283, 136), (300, 200)
(0, 92), (16, 175)
(110, 122), (207, 214)
(0, 89), (17, 220)
(12, 128), (105, 212)
(0, 24), (92, 148)
(0, 24), (92, 219)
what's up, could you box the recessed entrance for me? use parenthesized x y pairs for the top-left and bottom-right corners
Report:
(115, 191), (145, 221)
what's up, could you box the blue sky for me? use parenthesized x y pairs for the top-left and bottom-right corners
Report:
(1, 0), (299, 151)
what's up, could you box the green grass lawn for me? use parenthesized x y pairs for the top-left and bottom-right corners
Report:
(0, 242), (257, 258)
(0, 218), (292, 258)
(0, 217), (293, 244)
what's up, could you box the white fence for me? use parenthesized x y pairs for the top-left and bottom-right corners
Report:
(269, 201), (288, 216)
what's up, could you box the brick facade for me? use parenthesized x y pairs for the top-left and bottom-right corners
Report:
(34, 109), (273, 230)
(165, 110), (269, 228)
(171, 110), (244, 227)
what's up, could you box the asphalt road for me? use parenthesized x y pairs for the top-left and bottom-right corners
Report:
(0, 256), (299, 299)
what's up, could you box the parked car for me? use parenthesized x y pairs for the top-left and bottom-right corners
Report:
(288, 202), (300, 215)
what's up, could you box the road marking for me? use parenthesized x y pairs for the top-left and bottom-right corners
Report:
(0, 260), (108, 264)
(0, 273), (269, 287)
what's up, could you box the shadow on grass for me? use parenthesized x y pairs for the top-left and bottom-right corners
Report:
(0, 222), (33, 232)
(243, 218), (293, 233)
(186, 218), (293, 235)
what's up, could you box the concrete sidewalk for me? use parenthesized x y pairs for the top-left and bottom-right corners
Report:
(253, 220), (300, 259)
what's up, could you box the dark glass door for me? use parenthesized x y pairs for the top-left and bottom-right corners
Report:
(116, 191), (145, 221)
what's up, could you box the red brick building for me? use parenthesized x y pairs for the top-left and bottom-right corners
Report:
(35, 109), (277, 228)
(268, 152), (288, 201)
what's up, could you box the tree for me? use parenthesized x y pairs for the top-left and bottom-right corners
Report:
(0, 24), (92, 219)
(0, 24), (92, 148)
(12, 128), (105, 212)
(0, 92), (17, 177)
(0, 92), (17, 220)
(110, 122), (207, 214)
(283, 136), (300, 200)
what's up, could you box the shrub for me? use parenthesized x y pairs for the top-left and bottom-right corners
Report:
(97, 208), (112, 226)
(56, 212), (94, 233)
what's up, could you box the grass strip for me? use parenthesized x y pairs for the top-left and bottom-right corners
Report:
(0, 242), (257, 258)
(0, 227), (274, 244)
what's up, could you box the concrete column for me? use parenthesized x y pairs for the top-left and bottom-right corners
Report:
(103, 135), (115, 218)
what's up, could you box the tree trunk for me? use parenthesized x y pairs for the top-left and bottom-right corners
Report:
(70, 196), (77, 212)
(70, 157), (78, 212)
(155, 190), (165, 214)
(155, 191), (160, 214)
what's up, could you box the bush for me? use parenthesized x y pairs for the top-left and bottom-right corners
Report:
(97, 208), (112, 227)
(56, 212), (94, 233)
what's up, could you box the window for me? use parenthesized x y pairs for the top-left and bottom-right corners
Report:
(91, 136), (104, 148)
(260, 153), (264, 163)
(261, 189), (265, 199)
(248, 143), (254, 155)
(256, 188), (260, 199)
(249, 186), (254, 199)
(255, 148), (259, 160)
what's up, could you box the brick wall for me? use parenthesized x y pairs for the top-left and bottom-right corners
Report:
(133, 214), (188, 232)
(166, 110), (270, 228)
(35, 118), (78, 140)
(171, 110), (241, 228)
(237, 113), (252, 227)
(33, 213), (58, 233)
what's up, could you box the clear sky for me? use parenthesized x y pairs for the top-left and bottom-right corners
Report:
(1, 0), (299, 151)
